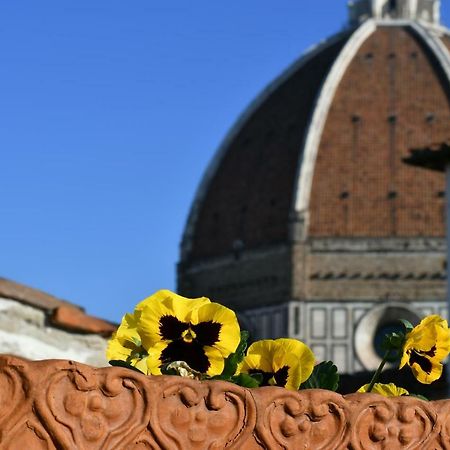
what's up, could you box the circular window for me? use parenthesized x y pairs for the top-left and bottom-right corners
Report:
(373, 321), (404, 358)
(354, 303), (421, 371)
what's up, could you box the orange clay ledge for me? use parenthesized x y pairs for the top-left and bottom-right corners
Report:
(1, 355), (450, 449)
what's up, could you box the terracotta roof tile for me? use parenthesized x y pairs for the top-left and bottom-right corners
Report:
(0, 278), (76, 311)
(0, 278), (116, 336)
(51, 305), (116, 336)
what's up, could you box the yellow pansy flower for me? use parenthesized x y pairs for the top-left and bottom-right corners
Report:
(238, 338), (315, 390)
(106, 311), (149, 374)
(399, 315), (450, 384)
(358, 383), (409, 397)
(137, 290), (241, 376)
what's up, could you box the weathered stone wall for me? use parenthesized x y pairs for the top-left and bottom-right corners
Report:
(0, 297), (108, 366)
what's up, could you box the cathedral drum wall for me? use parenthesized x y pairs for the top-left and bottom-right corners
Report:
(178, 244), (292, 312)
(303, 238), (446, 301)
(287, 298), (446, 373)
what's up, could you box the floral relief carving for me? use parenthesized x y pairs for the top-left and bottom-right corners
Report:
(346, 393), (439, 449)
(148, 376), (256, 449)
(432, 400), (450, 450)
(253, 388), (348, 449)
(0, 362), (27, 430)
(127, 430), (161, 450)
(6, 418), (53, 450)
(35, 361), (153, 449)
(2, 355), (450, 449)
(0, 358), (53, 450)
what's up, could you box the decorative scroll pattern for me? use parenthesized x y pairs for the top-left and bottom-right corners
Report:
(253, 388), (348, 449)
(2, 356), (450, 449)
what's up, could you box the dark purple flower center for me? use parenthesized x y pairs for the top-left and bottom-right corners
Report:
(408, 345), (436, 375)
(249, 366), (289, 387)
(161, 340), (211, 373)
(158, 315), (222, 372)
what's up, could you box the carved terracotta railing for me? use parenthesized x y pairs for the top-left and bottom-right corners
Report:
(1, 355), (450, 449)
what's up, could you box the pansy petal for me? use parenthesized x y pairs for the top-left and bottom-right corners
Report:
(107, 333), (132, 361)
(133, 356), (150, 374)
(282, 353), (310, 387)
(138, 290), (210, 349)
(435, 323), (450, 356)
(405, 315), (445, 352)
(135, 289), (210, 314)
(420, 315), (447, 328)
(119, 313), (142, 343)
(239, 352), (273, 374)
(246, 340), (276, 359)
(146, 341), (167, 375)
(410, 359), (443, 384)
(284, 364), (303, 390)
(106, 312), (142, 361)
(271, 338), (315, 383)
(401, 314), (450, 384)
(243, 341), (276, 372)
(203, 345), (226, 376)
(192, 302), (241, 356)
(270, 351), (307, 389)
(399, 352), (409, 369)
(358, 383), (409, 397)
(240, 338), (315, 390)
(138, 301), (171, 349)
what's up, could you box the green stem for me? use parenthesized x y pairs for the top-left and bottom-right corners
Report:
(366, 350), (391, 393)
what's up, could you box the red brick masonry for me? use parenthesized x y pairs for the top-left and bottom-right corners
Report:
(1, 355), (450, 449)
(310, 27), (449, 237)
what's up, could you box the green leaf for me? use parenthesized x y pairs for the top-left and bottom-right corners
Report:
(220, 330), (249, 380)
(300, 361), (339, 391)
(408, 393), (429, 401)
(380, 332), (405, 353)
(230, 373), (262, 388)
(109, 360), (145, 374)
(399, 319), (414, 332)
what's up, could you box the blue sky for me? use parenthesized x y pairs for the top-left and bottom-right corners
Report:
(1, 1), (449, 323)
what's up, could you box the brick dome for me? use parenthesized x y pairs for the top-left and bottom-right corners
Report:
(178, 0), (450, 375)
(180, 5), (450, 263)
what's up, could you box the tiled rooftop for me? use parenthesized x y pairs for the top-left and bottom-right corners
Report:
(0, 278), (116, 336)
